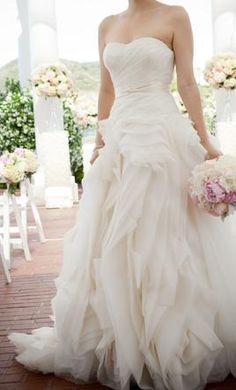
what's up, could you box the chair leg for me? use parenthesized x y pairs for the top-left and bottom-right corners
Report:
(26, 179), (46, 243)
(0, 241), (11, 283)
(3, 192), (11, 269)
(11, 194), (31, 261)
(19, 181), (28, 238)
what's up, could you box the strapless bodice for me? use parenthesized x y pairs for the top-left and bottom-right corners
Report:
(103, 37), (175, 97)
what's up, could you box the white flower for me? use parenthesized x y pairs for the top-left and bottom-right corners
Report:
(204, 53), (236, 89)
(224, 78), (236, 89)
(0, 153), (26, 183)
(20, 149), (38, 173)
(214, 71), (226, 83)
(32, 62), (73, 98)
(57, 83), (69, 97)
(45, 70), (56, 80)
(47, 86), (57, 97)
(37, 82), (50, 95)
(31, 74), (42, 84)
(50, 77), (59, 86)
(57, 74), (67, 83)
(2, 166), (25, 183)
(41, 74), (50, 83)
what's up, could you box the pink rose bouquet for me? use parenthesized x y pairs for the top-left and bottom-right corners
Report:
(189, 155), (236, 220)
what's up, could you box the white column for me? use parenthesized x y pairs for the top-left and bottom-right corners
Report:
(16, 0), (31, 87)
(211, 0), (236, 155)
(26, 0), (77, 207)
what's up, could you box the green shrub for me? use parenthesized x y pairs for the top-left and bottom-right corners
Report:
(63, 99), (84, 183)
(0, 79), (84, 183)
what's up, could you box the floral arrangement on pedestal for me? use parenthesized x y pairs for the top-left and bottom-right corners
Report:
(32, 63), (73, 98)
(189, 155), (236, 220)
(204, 52), (236, 89)
(204, 52), (236, 122)
(0, 148), (38, 194)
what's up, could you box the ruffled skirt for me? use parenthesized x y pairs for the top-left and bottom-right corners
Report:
(9, 91), (236, 390)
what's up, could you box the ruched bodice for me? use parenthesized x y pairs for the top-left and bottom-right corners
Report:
(103, 37), (174, 97)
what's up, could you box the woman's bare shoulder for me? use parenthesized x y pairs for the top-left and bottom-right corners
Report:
(98, 13), (122, 33)
(168, 5), (190, 22)
(98, 15), (115, 33)
(152, 3), (189, 23)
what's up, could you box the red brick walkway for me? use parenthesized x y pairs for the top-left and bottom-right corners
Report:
(0, 205), (236, 390)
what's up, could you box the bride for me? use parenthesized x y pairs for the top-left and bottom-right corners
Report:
(9, 1), (236, 389)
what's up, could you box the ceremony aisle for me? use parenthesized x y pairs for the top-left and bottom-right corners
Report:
(0, 203), (236, 390)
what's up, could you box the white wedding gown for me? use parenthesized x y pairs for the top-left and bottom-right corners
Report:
(9, 37), (236, 390)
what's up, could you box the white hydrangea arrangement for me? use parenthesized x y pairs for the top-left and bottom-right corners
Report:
(204, 52), (236, 89)
(0, 148), (38, 193)
(13, 148), (38, 176)
(32, 62), (73, 98)
(189, 155), (236, 220)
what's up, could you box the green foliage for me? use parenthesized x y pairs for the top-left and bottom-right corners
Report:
(199, 85), (216, 135)
(0, 79), (84, 183)
(0, 79), (35, 153)
(63, 100), (84, 183)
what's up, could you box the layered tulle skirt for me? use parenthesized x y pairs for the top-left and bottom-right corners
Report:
(9, 91), (236, 390)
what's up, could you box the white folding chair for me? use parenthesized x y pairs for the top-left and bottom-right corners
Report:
(0, 235), (11, 283)
(19, 178), (46, 243)
(0, 185), (32, 269)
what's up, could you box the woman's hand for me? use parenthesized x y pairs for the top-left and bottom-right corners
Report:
(89, 144), (104, 165)
(89, 150), (99, 165)
(201, 140), (223, 160)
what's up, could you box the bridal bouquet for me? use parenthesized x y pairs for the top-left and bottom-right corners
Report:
(32, 62), (73, 98)
(204, 52), (236, 89)
(189, 155), (236, 220)
(0, 148), (38, 193)
(13, 148), (38, 177)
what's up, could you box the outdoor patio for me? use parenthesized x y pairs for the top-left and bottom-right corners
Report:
(0, 204), (236, 390)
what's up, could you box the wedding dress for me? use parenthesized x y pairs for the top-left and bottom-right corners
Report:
(9, 37), (236, 390)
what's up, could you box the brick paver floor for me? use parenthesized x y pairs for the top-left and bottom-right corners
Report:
(0, 203), (236, 390)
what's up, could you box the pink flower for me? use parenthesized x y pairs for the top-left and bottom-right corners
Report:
(224, 191), (236, 203)
(0, 155), (9, 165)
(14, 148), (25, 157)
(205, 180), (226, 203)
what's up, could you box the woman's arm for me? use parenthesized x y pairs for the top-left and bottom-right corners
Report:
(172, 6), (222, 160)
(90, 16), (115, 165)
